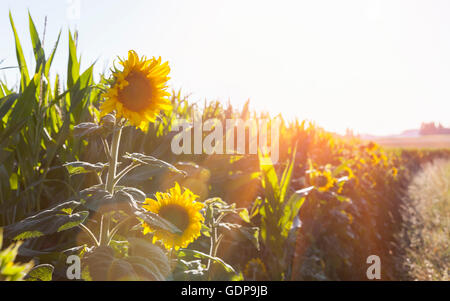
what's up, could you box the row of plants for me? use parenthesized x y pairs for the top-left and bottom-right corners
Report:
(1, 14), (450, 281)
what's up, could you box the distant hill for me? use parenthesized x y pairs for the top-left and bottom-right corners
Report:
(419, 122), (450, 135)
(400, 129), (420, 137)
(359, 124), (450, 149)
(369, 134), (450, 149)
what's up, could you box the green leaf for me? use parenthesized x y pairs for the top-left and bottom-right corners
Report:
(44, 30), (61, 77)
(0, 93), (19, 120)
(28, 12), (45, 73)
(84, 245), (169, 281)
(258, 151), (280, 202)
(134, 208), (182, 235)
(9, 11), (29, 91)
(119, 187), (146, 203)
(119, 159), (185, 185)
(79, 186), (181, 235)
(279, 193), (306, 239)
(178, 249), (236, 274)
(124, 256), (166, 280)
(3, 201), (88, 240)
(279, 144), (297, 203)
(25, 264), (54, 281)
(123, 153), (186, 174)
(9, 173), (18, 190)
(8, 74), (38, 128)
(172, 259), (206, 280)
(64, 161), (106, 175)
(73, 122), (103, 138)
(239, 209), (251, 223)
(239, 226), (260, 251)
(67, 30), (80, 88)
(79, 186), (138, 214)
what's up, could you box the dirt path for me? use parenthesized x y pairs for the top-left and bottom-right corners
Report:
(398, 159), (450, 280)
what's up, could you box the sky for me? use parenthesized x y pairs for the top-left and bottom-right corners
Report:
(1, 0), (449, 136)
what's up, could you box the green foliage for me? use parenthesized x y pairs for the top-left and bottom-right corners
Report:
(83, 239), (170, 281)
(0, 13), (100, 228)
(0, 228), (34, 280)
(3, 201), (88, 240)
(24, 264), (54, 281)
(2, 12), (450, 282)
(256, 148), (307, 280)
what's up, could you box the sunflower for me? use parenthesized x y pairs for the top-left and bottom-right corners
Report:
(309, 168), (335, 192)
(100, 50), (172, 131)
(141, 183), (205, 250)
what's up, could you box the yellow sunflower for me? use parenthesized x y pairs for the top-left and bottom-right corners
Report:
(309, 168), (335, 192)
(141, 183), (204, 250)
(100, 50), (172, 131)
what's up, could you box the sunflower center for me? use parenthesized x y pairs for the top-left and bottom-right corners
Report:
(158, 204), (190, 233)
(118, 70), (153, 112)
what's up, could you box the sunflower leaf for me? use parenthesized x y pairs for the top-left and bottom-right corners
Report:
(24, 264), (54, 281)
(83, 245), (169, 281)
(178, 249), (236, 274)
(80, 186), (135, 214)
(3, 201), (88, 240)
(73, 122), (103, 138)
(119, 187), (146, 203)
(134, 209), (182, 235)
(123, 152), (186, 175)
(64, 161), (107, 175)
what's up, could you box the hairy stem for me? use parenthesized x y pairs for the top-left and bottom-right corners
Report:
(100, 123), (122, 246)
(106, 126), (122, 193)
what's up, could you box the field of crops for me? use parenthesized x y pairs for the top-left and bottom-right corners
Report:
(1, 14), (449, 282)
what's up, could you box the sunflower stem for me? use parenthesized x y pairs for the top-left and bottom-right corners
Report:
(106, 125), (122, 193)
(100, 122), (122, 246)
(113, 162), (141, 187)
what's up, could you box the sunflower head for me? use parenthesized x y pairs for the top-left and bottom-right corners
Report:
(141, 183), (205, 250)
(309, 168), (335, 192)
(100, 50), (172, 131)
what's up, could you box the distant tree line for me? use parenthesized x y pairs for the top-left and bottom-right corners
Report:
(420, 122), (450, 135)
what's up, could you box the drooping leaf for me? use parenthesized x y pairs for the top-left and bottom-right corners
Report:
(119, 187), (146, 203)
(64, 161), (106, 175)
(73, 122), (103, 138)
(24, 264), (54, 281)
(178, 249), (236, 274)
(83, 245), (169, 281)
(134, 209), (182, 235)
(239, 226), (260, 251)
(3, 201), (88, 240)
(123, 152), (185, 174)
